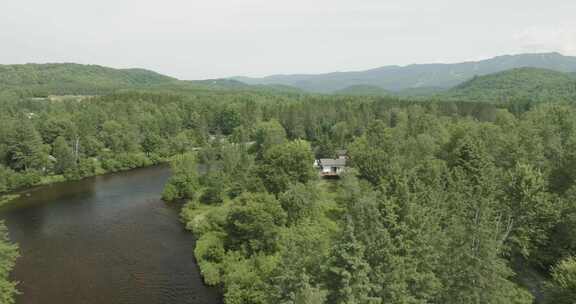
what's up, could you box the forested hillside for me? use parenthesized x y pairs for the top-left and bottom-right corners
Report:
(153, 79), (305, 95)
(334, 85), (392, 96)
(0, 63), (176, 96)
(445, 68), (576, 103)
(0, 63), (307, 99)
(233, 52), (576, 93)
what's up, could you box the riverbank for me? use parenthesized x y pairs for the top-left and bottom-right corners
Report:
(0, 155), (170, 209)
(0, 175), (68, 207)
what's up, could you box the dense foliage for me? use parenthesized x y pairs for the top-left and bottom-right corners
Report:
(334, 85), (392, 96)
(160, 92), (576, 303)
(0, 222), (19, 304)
(446, 67), (576, 103)
(0, 63), (175, 96)
(547, 256), (576, 303)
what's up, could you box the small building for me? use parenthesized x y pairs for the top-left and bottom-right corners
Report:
(317, 158), (347, 178)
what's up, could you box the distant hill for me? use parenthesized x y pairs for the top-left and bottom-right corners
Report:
(145, 78), (305, 96)
(444, 67), (576, 103)
(232, 53), (576, 93)
(396, 86), (447, 97)
(0, 63), (175, 96)
(334, 85), (391, 96)
(188, 79), (304, 93)
(0, 63), (305, 97)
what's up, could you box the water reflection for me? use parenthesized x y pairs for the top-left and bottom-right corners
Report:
(0, 166), (220, 304)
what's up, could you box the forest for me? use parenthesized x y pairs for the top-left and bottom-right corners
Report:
(444, 67), (576, 103)
(0, 62), (576, 303)
(161, 97), (576, 304)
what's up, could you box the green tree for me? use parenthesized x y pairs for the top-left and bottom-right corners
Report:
(0, 165), (15, 193)
(537, 185), (576, 267)
(224, 192), (287, 254)
(100, 120), (139, 153)
(325, 218), (380, 304)
(39, 117), (77, 144)
(162, 153), (199, 201)
(252, 120), (287, 158)
(293, 274), (327, 304)
(377, 181), (444, 303)
(200, 172), (225, 205)
(341, 172), (444, 303)
(347, 121), (398, 185)
(501, 163), (559, 257)
(217, 107), (241, 135)
(278, 183), (319, 225)
(141, 132), (166, 157)
(547, 256), (576, 304)
(257, 140), (316, 194)
(440, 137), (532, 304)
(5, 118), (48, 172)
(268, 223), (332, 304)
(0, 222), (19, 304)
(52, 136), (76, 174)
(222, 253), (276, 304)
(170, 130), (197, 155)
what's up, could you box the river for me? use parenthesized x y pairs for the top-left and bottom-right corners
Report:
(0, 165), (221, 304)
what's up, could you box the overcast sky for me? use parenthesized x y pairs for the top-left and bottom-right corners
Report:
(2, 0), (576, 79)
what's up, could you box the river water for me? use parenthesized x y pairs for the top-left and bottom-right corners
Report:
(0, 165), (221, 304)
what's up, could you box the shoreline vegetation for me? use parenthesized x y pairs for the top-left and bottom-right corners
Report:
(0, 157), (170, 208)
(0, 221), (19, 304)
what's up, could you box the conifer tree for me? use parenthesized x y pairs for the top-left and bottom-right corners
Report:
(440, 136), (532, 304)
(325, 217), (380, 304)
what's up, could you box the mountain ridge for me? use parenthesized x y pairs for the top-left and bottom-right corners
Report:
(232, 52), (576, 93)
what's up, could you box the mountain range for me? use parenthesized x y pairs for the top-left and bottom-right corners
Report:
(232, 52), (576, 93)
(0, 63), (302, 96)
(2, 52), (576, 103)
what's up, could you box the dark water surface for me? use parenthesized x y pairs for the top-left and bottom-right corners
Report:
(0, 165), (221, 304)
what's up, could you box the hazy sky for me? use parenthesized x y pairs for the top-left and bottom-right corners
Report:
(2, 0), (576, 79)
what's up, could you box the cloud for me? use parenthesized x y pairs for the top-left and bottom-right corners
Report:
(516, 25), (576, 55)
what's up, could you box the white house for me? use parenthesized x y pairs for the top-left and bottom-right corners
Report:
(317, 158), (347, 178)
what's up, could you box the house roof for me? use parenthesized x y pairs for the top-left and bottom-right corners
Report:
(336, 149), (347, 156)
(319, 158), (346, 167)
